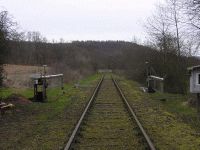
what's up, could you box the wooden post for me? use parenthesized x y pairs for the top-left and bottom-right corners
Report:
(43, 65), (47, 101)
(34, 84), (37, 101)
(160, 82), (164, 93)
(43, 79), (46, 101)
(61, 76), (64, 90)
(197, 93), (200, 120)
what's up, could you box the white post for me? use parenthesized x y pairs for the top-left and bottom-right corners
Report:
(43, 65), (47, 101)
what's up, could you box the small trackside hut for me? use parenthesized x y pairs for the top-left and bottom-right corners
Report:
(188, 65), (200, 119)
(188, 65), (200, 93)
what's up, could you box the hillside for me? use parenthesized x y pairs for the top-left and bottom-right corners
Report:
(5, 40), (200, 93)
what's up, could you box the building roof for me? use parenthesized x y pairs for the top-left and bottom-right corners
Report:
(187, 65), (200, 73)
(148, 75), (164, 81)
(31, 74), (63, 80)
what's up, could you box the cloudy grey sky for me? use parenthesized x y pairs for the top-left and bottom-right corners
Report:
(1, 0), (161, 41)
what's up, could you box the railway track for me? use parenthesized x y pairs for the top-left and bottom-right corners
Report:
(64, 75), (156, 150)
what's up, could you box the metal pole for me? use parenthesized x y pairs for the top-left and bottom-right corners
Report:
(145, 62), (150, 90)
(197, 93), (200, 120)
(61, 76), (64, 90)
(145, 61), (149, 77)
(160, 82), (164, 93)
(34, 83), (36, 101)
(43, 65), (47, 101)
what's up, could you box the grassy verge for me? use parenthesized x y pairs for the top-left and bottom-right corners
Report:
(117, 77), (200, 150)
(0, 73), (101, 150)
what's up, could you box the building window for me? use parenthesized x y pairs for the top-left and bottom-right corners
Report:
(197, 73), (200, 85)
(198, 74), (200, 84)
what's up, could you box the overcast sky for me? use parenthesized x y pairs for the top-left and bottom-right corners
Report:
(1, 0), (161, 42)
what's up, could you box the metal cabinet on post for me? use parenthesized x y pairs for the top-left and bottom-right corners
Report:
(31, 65), (63, 102)
(34, 78), (46, 102)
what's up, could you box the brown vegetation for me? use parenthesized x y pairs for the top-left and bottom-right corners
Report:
(3, 64), (51, 88)
(5, 94), (32, 105)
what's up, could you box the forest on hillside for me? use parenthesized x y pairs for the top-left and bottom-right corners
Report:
(5, 40), (200, 93)
(1, 0), (200, 93)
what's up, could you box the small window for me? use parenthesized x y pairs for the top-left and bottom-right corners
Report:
(197, 73), (200, 85)
(198, 74), (200, 84)
(195, 73), (200, 85)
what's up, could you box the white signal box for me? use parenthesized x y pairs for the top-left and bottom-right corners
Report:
(188, 65), (200, 93)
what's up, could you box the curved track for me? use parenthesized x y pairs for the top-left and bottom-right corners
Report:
(64, 75), (156, 150)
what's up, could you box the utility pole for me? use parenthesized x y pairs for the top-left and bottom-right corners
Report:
(145, 61), (151, 89)
(197, 93), (200, 120)
(43, 65), (47, 101)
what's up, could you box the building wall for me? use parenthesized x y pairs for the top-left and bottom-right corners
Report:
(190, 70), (200, 93)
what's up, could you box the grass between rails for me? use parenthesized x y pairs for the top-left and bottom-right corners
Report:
(72, 76), (148, 149)
(117, 76), (200, 149)
(0, 73), (101, 150)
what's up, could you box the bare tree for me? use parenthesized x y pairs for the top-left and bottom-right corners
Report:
(59, 38), (65, 43)
(184, 0), (200, 54)
(0, 11), (17, 40)
(0, 10), (17, 86)
(186, 0), (200, 29)
(26, 31), (43, 42)
(165, 0), (185, 57)
(145, 4), (172, 63)
(146, 0), (193, 57)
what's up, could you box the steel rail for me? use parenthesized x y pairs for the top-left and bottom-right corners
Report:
(112, 77), (156, 150)
(64, 75), (104, 150)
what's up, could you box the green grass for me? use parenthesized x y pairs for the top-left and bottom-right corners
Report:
(79, 73), (100, 85)
(1, 73), (101, 99)
(0, 73), (101, 150)
(117, 78), (200, 149)
(3, 73), (199, 149)
(0, 88), (13, 99)
(148, 91), (196, 117)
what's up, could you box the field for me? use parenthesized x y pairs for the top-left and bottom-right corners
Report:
(3, 64), (51, 88)
(117, 76), (200, 149)
(0, 72), (100, 149)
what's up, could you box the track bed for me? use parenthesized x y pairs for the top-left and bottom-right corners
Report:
(70, 77), (148, 149)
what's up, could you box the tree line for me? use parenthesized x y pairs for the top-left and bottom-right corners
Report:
(0, 11), (17, 87)
(143, 0), (200, 93)
(5, 40), (199, 93)
(145, 0), (200, 57)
